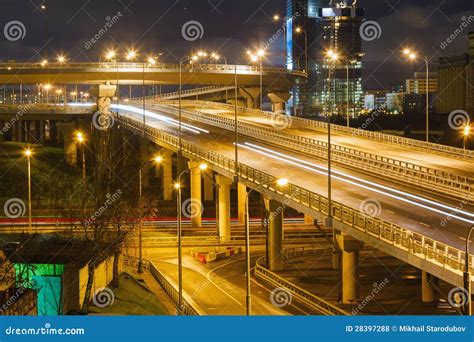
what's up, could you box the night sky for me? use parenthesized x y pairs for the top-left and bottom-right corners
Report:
(0, 0), (472, 89)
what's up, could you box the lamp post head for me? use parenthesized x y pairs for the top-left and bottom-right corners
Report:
(24, 149), (32, 157)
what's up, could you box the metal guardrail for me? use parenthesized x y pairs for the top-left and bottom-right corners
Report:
(255, 256), (348, 315)
(140, 102), (474, 200)
(0, 103), (93, 113)
(116, 113), (474, 281)
(133, 86), (235, 102)
(174, 100), (474, 161)
(123, 256), (199, 316)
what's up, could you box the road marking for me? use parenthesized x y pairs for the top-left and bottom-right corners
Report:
(418, 222), (431, 228)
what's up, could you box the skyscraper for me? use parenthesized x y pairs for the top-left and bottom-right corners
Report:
(286, 0), (330, 116)
(286, 0), (364, 118)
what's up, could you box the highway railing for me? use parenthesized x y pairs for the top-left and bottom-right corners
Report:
(123, 256), (200, 315)
(171, 100), (474, 161)
(255, 256), (348, 315)
(116, 113), (474, 282)
(133, 86), (235, 102)
(140, 102), (474, 200)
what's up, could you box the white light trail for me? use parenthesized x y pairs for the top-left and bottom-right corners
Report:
(240, 142), (474, 225)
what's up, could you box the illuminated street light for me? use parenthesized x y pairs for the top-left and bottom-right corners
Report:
(24, 148), (33, 233)
(105, 50), (116, 61)
(248, 48), (266, 109)
(126, 50), (138, 61)
(57, 55), (66, 64)
(40, 59), (48, 67)
(174, 162), (210, 314)
(403, 48), (430, 142)
(464, 125), (471, 150)
(273, 14), (280, 21)
(326, 48), (339, 271)
(137, 155), (163, 273)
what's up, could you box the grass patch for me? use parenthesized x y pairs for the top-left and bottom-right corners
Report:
(90, 273), (170, 315)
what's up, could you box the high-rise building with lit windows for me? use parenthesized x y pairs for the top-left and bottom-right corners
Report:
(286, 0), (365, 117)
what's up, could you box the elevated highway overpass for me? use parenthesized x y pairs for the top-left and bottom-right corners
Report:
(110, 101), (473, 295)
(0, 62), (304, 91)
(1, 94), (473, 304)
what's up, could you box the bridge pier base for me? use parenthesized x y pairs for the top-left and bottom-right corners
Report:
(421, 271), (438, 303)
(216, 175), (232, 242)
(237, 183), (246, 225)
(161, 150), (174, 201)
(338, 233), (364, 304)
(268, 91), (290, 113)
(268, 199), (284, 272)
(188, 161), (203, 228)
(239, 88), (261, 109)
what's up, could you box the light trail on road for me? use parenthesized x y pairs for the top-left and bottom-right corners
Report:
(240, 142), (474, 225)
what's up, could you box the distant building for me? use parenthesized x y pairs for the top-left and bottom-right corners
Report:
(316, 1), (364, 117)
(436, 31), (474, 115)
(286, 0), (364, 117)
(405, 72), (437, 94)
(363, 90), (387, 110)
(403, 93), (436, 117)
(386, 92), (404, 114)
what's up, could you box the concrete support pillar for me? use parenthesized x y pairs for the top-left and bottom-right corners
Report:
(39, 120), (46, 143)
(237, 183), (247, 225)
(50, 121), (58, 143)
(161, 150), (174, 201)
(268, 91), (291, 114)
(24, 121), (31, 143)
(421, 271), (438, 303)
(188, 161), (203, 228)
(239, 88), (261, 109)
(33, 121), (41, 143)
(267, 199), (285, 271)
(337, 234), (364, 304)
(18, 120), (25, 142)
(12, 122), (18, 141)
(140, 141), (150, 188)
(215, 175), (232, 242)
(203, 172), (214, 201)
(57, 122), (77, 166)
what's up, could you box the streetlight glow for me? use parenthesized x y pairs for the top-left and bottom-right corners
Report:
(174, 183), (181, 190)
(273, 14), (280, 21)
(276, 178), (289, 187)
(24, 149), (32, 157)
(153, 155), (163, 163)
(105, 50), (116, 60)
(76, 131), (85, 143)
(199, 163), (208, 171)
(126, 50), (138, 60)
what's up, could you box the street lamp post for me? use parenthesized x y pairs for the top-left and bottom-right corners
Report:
(464, 226), (474, 315)
(403, 50), (430, 142)
(295, 27), (308, 72)
(75, 131), (87, 218)
(326, 50), (339, 269)
(24, 148), (32, 233)
(138, 155), (163, 273)
(248, 49), (266, 109)
(244, 177), (288, 315)
(174, 162), (208, 314)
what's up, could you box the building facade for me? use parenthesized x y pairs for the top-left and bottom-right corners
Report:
(286, 0), (364, 117)
(405, 72), (437, 94)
